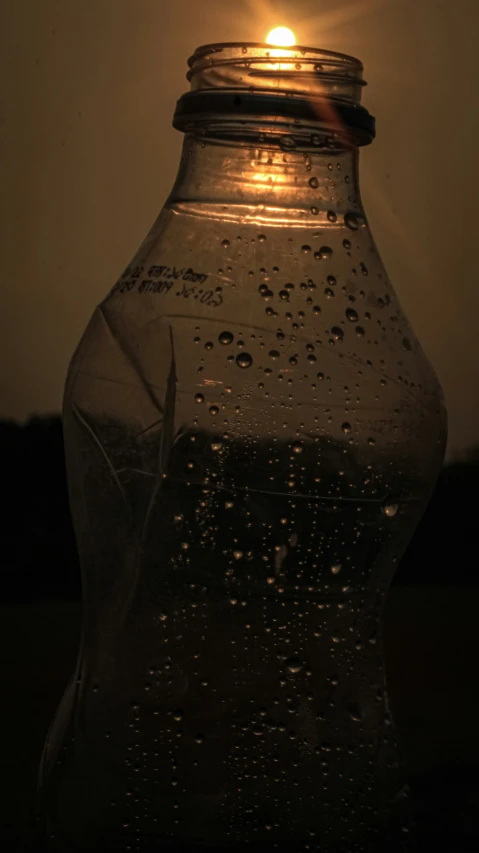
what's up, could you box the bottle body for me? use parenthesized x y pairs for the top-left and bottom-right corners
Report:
(31, 125), (446, 851)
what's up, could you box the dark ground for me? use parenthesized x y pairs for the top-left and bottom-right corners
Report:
(2, 584), (479, 852)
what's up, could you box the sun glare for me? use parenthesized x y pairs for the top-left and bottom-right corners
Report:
(265, 26), (296, 47)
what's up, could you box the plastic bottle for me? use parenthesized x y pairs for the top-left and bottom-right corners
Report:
(30, 43), (447, 852)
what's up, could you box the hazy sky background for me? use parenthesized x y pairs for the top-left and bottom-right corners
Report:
(0, 0), (478, 461)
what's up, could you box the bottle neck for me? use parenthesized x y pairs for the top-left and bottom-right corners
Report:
(167, 135), (364, 227)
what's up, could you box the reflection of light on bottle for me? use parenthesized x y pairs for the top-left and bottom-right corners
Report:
(265, 26), (296, 47)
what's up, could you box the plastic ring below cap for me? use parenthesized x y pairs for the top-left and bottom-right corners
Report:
(173, 90), (376, 145)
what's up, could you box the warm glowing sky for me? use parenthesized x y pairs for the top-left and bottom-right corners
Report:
(0, 0), (478, 460)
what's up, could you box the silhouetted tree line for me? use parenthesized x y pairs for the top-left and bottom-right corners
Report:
(1, 415), (477, 601)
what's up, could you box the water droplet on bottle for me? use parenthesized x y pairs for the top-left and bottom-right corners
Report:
(320, 246), (333, 259)
(355, 325), (365, 336)
(311, 206), (319, 215)
(279, 289), (290, 300)
(195, 734), (204, 744)
(221, 239), (230, 248)
(289, 355), (298, 365)
(219, 331), (234, 345)
(341, 422), (352, 434)
(205, 341), (214, 351)
(331, 326), (344, 341)
(173, 709), (184, 721)
(382, 500), (399, 518)
(348, 703), (362, 722)
(331, 563), (342, 575)
(209, 405), (219, 416)
(280, 135), (296, 150)
(210, 440), (222, 452)
(286, 657), (303, 674)
(346, 308), (359, 322)
(327, 210), (337, 222)
(195, 393), (205, 404)
(402, 337), (412, 351)
(327, 275), (336, 286)
(317, 371), (324, 380)
(258, 234), (266, 242)
(236, 352), (253, 369)
(233, 550), (244, 560)
(343, 238), (352, 249)
(344, 212), (363, 230)
(291, 441), (303, 454)
(269, 349), (280, 359)
(309, 177), (319, 189)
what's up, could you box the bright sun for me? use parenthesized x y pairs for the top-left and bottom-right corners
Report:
(265, 27), (296, 47)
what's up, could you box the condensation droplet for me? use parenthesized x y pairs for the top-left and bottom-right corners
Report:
(341, 422), (352, 434)
(209, 405), (219, 416)
(286, 657), (303, 674)
(309, 177), (319, 189)
(327, 210), (337, 222)
(280, 135), (296, 150)
(219, 331), (234, 345)
(221, 239), (230, 248)
(344, 212), (362, 230)
(236, 352), (253, 369)
(331, 563), (342, 575)
(291, 441), (303, 454)
(195, 393), (204, 404)
(382, 500), (399, 518)
(346, 308), (359, 322)
(348, 703), (362, 722)
(320, 246), (332, 259)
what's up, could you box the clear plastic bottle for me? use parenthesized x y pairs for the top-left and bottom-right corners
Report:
(30, 43), (447, 852)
